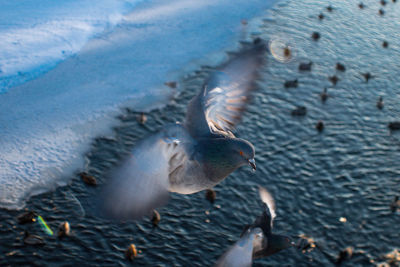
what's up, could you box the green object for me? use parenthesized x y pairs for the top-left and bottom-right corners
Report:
(37, 216), (53, 236)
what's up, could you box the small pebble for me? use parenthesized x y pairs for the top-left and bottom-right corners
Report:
(17, 211), (37, 224)
(329, 75), (339, 86)
(241, 19), (248, 25)
(336, 62), (346, 72)
(312, 32), (320, 41)
(318, 13), (324, 20)
(284, 79), (298, 88)
(339, 217), (347, 223)
(320, 88), (328, 103)
(381, 0), (387, 6)
(379, 9), (385, 15)
(316, 121), (324, 132)
(336, 247), (353, 265)
(390, 196), (400, 212)
(23, 232), (45, 246)
(205, 189), (216, 203)
(389, 122), (400, 131)
(164, 81), (177, 89)
(205, 219), (210, 223)
(298, 61), (313, 72)
(283, 46), (291, 59)
(151, 210), (161, 227)
(377, 96), (384, 110)
(80, 172), (97, 186)
(138, 112), (147, 125)
(58, 222), (70, 238)
(205, 210), (210, 215)
(326, 5), (333, 12)
(358, 2), (365, 9)
(125, 244), (137, 261)
(291, 106), (307, 116)
(361, 72), (373, 83)
(382, 41), (388, 48)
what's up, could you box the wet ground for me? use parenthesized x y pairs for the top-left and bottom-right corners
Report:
(1, 0), (400, 266)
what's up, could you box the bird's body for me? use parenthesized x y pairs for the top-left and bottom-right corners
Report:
(101, 40), (265, 220)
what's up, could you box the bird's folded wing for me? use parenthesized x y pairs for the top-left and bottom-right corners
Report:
(215, 228), (263, 267)
(185, 41), (266, 138)
(99, 123), (193, 220)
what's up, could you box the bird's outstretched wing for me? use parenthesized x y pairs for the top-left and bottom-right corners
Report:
(99, 123), (193, 220)
(259, 186), (276, 228)
(215, 228), (263, 267)
(185, 41), (266, 138)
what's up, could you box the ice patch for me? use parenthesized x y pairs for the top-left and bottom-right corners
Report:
(0, 0), (278, 209)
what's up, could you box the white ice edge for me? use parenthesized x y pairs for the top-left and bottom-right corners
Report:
(0, 0), (278, 209)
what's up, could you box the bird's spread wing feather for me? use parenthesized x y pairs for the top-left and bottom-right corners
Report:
(100, 123), (193, 220)
(185, 41), (266, 138)
(259, 186), (276, 228)
(215, 228), (263, 267)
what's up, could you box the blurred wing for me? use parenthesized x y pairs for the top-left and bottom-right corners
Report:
(259, 186), (276, 227)
(215, 228), (263, 267)
(185, 41), (266, 138)
(100, 123), (193, 220)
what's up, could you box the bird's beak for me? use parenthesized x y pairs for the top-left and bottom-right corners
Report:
(248, 158), (256, 171)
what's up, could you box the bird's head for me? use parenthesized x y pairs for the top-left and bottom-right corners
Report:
(231, 138), (256, 171)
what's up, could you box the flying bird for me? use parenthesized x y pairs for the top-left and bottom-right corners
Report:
(215, 187), (294, 267)
(100, 40), (266, 220)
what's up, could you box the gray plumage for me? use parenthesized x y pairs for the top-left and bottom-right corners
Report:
(215, 187), (293, 267)
(101, 40), (266, 220)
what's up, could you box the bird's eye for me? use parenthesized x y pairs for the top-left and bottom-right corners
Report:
(239, 151), (244, 156)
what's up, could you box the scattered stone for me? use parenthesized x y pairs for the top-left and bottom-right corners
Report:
(329, 75), (339, 86)
(390, 196), (400, 212)
(297, 234), (317, 253)
(17, 211), (37, 224)
(320, 88), (328, 103)
(284, 79), (298, 88)
(151, 210), (161, 227)
(376, 96), (384, 110)
(361, 72), (373, 83)
(382, 41), (389, 48)
(283, 46), (291, 59)
(6, 251), (18, 256)
(379, 9), (385, 15)
(381, 0), (387, 5)
(316, 121), (324, 132)
(58, 222), (70, 238)
(336, 62), (346, 72)
(312, 32), (321, 41)
(164, 81), (177, 89)
(318, 13), (324, 20)
(339, 217), (347, 223)
(389, 122), (400, 131)
(205, 189), (216, 203)
(23, 231), (45, 246)
(298, 61), (313, 72)
(138, 112), (147, 125)
(384, 249), (400, 264)
(80, 172), (97, 186)
(291, 106), (307, 116)
(358, 2), (365, 9)
(336, 247), (353, 265)
(125, 244), (137, 261)
(326, 5), (333, 12)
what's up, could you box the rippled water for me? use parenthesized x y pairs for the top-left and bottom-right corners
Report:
(1, 0), (400, 266)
